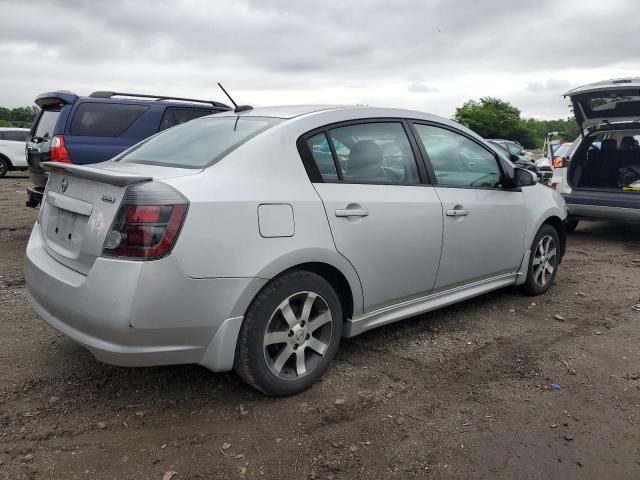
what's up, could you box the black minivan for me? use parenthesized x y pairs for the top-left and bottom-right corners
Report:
(26, 91), (230, 207)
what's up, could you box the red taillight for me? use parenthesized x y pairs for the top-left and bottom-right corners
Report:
(103, 183), (188, 260)
(50, 135), (71, 163)
(126, 205), (162, 223)
(552, 156), (567, 169)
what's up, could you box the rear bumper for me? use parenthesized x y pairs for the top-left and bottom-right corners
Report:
(24, 224), (265, 371)
(567, 203), (640, 222)
(564, 190), (640, 222)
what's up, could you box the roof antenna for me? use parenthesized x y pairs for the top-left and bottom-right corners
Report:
(218, 83), (253, 113)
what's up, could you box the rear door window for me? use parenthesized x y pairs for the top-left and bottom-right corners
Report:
(322, 122), (421, 184)
(69, 103), (148, 137)
(33, 109), (60, 139)
(5, 130), (29, 141)
(159, 108), (213, 131)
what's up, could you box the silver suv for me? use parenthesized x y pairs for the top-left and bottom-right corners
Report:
(25, 106), (567, 395)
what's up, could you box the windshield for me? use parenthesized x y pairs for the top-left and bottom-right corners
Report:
(554, 143), (572, 157)
(117, 116), (282, 168)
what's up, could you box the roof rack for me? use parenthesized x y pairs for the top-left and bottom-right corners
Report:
(88, 91), (231, 109)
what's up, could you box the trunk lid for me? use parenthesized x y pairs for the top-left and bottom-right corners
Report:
(565, 78), (640, 132)
(38, 161), (198, 274)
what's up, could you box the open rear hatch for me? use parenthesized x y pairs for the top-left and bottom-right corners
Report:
(39, 161), (194, 274)
(565, 78), (640, 132)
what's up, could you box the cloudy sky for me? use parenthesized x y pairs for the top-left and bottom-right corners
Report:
(1, 0), (638, 119)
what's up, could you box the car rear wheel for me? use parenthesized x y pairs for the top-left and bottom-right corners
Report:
(234, 270), (343, 396)
(521, 224), (560, 296)
(0, 158), (8, 177)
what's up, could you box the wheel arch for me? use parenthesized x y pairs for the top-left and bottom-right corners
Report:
(0, 152), (13, 169)
(542, 215), (566, 263)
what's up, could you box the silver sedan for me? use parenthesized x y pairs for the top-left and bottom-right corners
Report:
(25, 105), (567, 395)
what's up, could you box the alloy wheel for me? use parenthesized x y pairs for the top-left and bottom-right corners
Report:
(532, 234), (557, 287)
(263, 291), (333, 380)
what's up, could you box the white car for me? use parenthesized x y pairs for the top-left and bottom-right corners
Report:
(0, 127), (29, 177)
(551, 78), (640, 231)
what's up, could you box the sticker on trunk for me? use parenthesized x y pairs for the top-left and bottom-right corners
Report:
(90, 212), (107, 235)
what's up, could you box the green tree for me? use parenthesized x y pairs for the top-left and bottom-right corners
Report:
(0, 105), (38, 128)
(454, 97), (578, 148)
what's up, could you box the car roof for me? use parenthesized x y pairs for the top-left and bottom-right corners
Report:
(0, 127), (30, 131)
(214, 104), (462, 124)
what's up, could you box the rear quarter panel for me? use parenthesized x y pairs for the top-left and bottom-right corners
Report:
(162, 123), (365, 315)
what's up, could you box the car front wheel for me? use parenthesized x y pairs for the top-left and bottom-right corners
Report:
(234, 270), (343, 396)
(0, 158), (8, 177)
(522, 224), (560, 296)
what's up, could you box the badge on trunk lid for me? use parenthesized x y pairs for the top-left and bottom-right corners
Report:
(61, 177), (68, 192)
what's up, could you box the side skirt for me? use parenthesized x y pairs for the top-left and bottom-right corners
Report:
(343, 273), (519, 338)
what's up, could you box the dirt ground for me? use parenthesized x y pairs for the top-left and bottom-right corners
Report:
(1, 173), (639, 480)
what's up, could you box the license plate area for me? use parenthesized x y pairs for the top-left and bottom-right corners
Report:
(43, 205), (88, 259)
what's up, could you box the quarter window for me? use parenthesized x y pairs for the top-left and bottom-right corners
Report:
(319, 122), (420, 184)
(305, 132), (339, 181)
(70, 103), (148, 137)
(414, 124), (503, 188)
(159, 108), (213, 131)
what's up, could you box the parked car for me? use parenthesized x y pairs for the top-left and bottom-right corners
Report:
(551, 77), (640, 231)
(537, 142), (574, 186)
(488, 138), (535, 163)
(25, 90), (230, 207)
(487, 139), (542, 181)
(0, 128), (30, 177)
(25, 105), (567, 396)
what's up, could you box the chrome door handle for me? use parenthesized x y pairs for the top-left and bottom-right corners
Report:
(446, 209), (469, 217)
(335, 208), (369, 217)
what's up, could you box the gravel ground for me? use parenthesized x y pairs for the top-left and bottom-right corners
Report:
(1, 173), (639, 480)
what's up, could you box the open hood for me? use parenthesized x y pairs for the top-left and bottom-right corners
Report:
(564, 78), (640, 132)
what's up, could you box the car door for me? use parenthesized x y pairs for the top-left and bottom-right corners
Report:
(411, 122), (526, 291)
(300, 120), (443, 313)
(5, 130), (29, 167)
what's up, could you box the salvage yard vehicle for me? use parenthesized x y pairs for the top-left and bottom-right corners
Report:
(0, 127), (29, 176)
(487, 138), (535, 164)
(25, 105), (567, 396)
(552, 78), (640, 230)
(25, 90), (230, 207)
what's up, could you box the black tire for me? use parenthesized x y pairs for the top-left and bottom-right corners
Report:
(0, 158), (8, 177)
(565, 218), (579, 233)
(521, 224), (560, 296)
(234, 270), (343, 396)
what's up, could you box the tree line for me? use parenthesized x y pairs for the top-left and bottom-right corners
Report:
(453, 97), (579, 148)
(0, 106), (39, 128)
(1, 99), (577, 147)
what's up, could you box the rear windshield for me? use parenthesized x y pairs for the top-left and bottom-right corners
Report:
(70, 103), (148, 137)
(583, 89), (640, 118)
(117, 116), (281, 168)
(34, 109), (60, 139)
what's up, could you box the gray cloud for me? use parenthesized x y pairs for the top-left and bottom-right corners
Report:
(1, 0), (639, 118)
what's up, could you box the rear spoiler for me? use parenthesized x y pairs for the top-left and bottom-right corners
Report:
(35, 91), (79, 109)
(41, 162), (152, 187)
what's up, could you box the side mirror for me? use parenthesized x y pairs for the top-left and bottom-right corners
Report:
(510, 153), (520, 163)
(514, 167), (537, 187)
